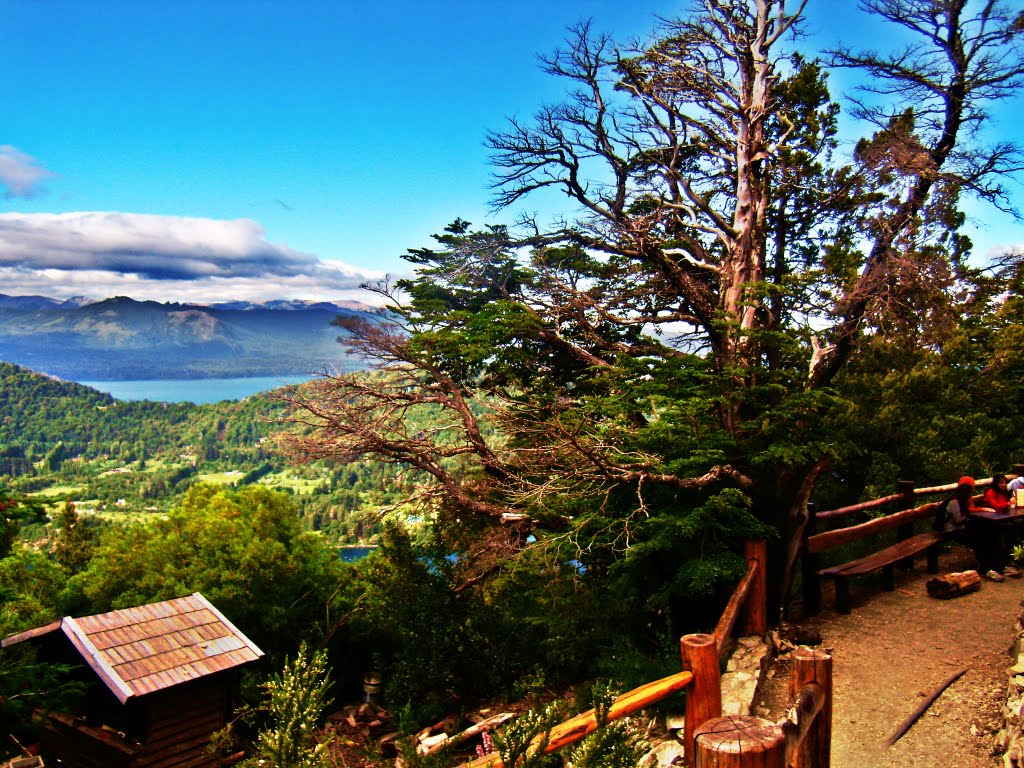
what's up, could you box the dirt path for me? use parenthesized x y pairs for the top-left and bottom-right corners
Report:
(759, 546), (1021, 768)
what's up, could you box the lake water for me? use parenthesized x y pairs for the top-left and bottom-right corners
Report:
(79, 375), (313, 404)
(341, 546), (376, 562)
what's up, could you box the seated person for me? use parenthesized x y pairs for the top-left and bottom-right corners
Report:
(983, 474), (1013, 513)
(941, 476), (1013, 579)
(1010, 474), (1024, 503)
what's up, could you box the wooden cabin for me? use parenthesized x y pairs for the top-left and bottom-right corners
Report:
(1, 593), (263, 768)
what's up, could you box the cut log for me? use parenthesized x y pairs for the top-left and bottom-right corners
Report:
(926, 570), (981, 599)
(424, 712), (516, 755)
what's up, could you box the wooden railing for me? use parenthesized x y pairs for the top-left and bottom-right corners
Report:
(454, 538), (834, 768)
(711, 539), (767, 661)
(802, 464), (1024, 614)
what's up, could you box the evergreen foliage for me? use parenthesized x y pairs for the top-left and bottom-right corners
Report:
(243, 643), (334, 768)
(62, 484), (344, 657)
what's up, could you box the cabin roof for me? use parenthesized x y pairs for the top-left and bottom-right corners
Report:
(1, 593), (263, 703)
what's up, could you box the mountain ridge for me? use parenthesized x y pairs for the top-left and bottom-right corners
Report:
(0, 294), (378, 380)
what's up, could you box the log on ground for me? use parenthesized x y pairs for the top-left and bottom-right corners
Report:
(926, 570), (981, 599)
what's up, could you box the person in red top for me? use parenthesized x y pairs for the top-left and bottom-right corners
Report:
(942, 476), (1015, 580)
(983, 474), (1013, 513)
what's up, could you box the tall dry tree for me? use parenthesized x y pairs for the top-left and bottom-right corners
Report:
(284, 0), (1024, 605)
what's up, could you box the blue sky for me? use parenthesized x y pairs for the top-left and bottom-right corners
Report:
(2, 0), (1022, 305)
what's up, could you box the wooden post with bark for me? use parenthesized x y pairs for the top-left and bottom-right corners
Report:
(681, 633), (721, 768)
(788, 647), (832, 768)
(741, 539), (767, 637)
(692, 645), (833, 768)
(895, 480), (916, 575)
(802, 503), (821, 616)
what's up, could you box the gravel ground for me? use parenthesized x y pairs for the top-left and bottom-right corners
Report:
(757, 545), (1021, 768)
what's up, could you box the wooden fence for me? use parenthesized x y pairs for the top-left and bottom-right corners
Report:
(802, 464), (1024, 614)
(455, 539), (833, 768)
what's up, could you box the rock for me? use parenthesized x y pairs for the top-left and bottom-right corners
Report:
(664, 714), (685, 732)
(638, 738), (685, 768)
(995, 728), (1010, 752)
(791, 627), (823, 646)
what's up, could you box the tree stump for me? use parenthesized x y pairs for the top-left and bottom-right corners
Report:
(693, 715), (785, 767)
(926, 570), (981, 599)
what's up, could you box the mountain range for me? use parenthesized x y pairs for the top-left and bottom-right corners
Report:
(0, 294), (380, 380)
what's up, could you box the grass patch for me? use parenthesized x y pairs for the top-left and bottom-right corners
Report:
(259, 470), (325, 494)
(198, 470), (246, 486)
(27, 484), (86, 498)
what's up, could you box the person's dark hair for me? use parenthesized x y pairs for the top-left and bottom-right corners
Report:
(993, 474), (1008, 485)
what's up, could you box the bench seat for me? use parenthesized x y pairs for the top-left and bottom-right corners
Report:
(818, 531), (943, 613)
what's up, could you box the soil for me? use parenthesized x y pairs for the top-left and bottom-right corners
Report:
(756, 544), (1022, 768)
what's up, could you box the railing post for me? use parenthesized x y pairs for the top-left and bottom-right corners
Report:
(789, 647), (832, 768)
(802, 503), (821, 617)
(681, 633), (721, 767)
(896, 479), (915, 539)
(693, 715), (785, 767)
(740, 539), (767, 637)
(896, 480), (916, 573)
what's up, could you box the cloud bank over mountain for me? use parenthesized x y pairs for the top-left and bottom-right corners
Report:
(0, 211), (386, 303)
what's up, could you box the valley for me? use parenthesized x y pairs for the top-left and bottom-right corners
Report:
(0, 361), (413, 547)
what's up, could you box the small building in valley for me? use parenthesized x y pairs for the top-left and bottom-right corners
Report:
(1, 593), (263, 768)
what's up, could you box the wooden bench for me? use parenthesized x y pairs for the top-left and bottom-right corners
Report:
(817, 531), (942, 613)
(804, 501), (945, 614)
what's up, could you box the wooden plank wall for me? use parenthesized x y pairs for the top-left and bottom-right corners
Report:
(41, 714), (136, 768)
(133, 677), (228, 768)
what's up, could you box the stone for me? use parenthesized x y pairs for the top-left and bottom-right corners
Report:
(791, 627), (823, 645)
(664, 714), (685, 732)
(638, 738), (685, 768)
(996, 728), (1011, 752)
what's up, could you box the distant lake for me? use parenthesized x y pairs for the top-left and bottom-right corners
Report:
(341, 546), (376, 562)
(79, 375), (313, 404)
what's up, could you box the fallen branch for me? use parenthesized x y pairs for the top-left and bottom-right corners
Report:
(886, 667), (968, 747)
(424, 712), (517, 755)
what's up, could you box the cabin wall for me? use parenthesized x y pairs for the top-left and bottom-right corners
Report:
(40, 674), (234, 768)
(41, 712), (139, 768)
(133, 675), (231, 768)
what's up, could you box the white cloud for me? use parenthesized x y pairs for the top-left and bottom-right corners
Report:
(0, 211), (388, 303)
(0, 146), (54, 199)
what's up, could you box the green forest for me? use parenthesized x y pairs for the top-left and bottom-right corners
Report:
(3, 1), (1024, 766)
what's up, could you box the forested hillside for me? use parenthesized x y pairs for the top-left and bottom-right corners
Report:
(0, 361), (409, 541)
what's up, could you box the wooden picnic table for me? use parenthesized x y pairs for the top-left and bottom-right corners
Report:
(968, 508), (1024, 574)
(970, 509), (1024, 523)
